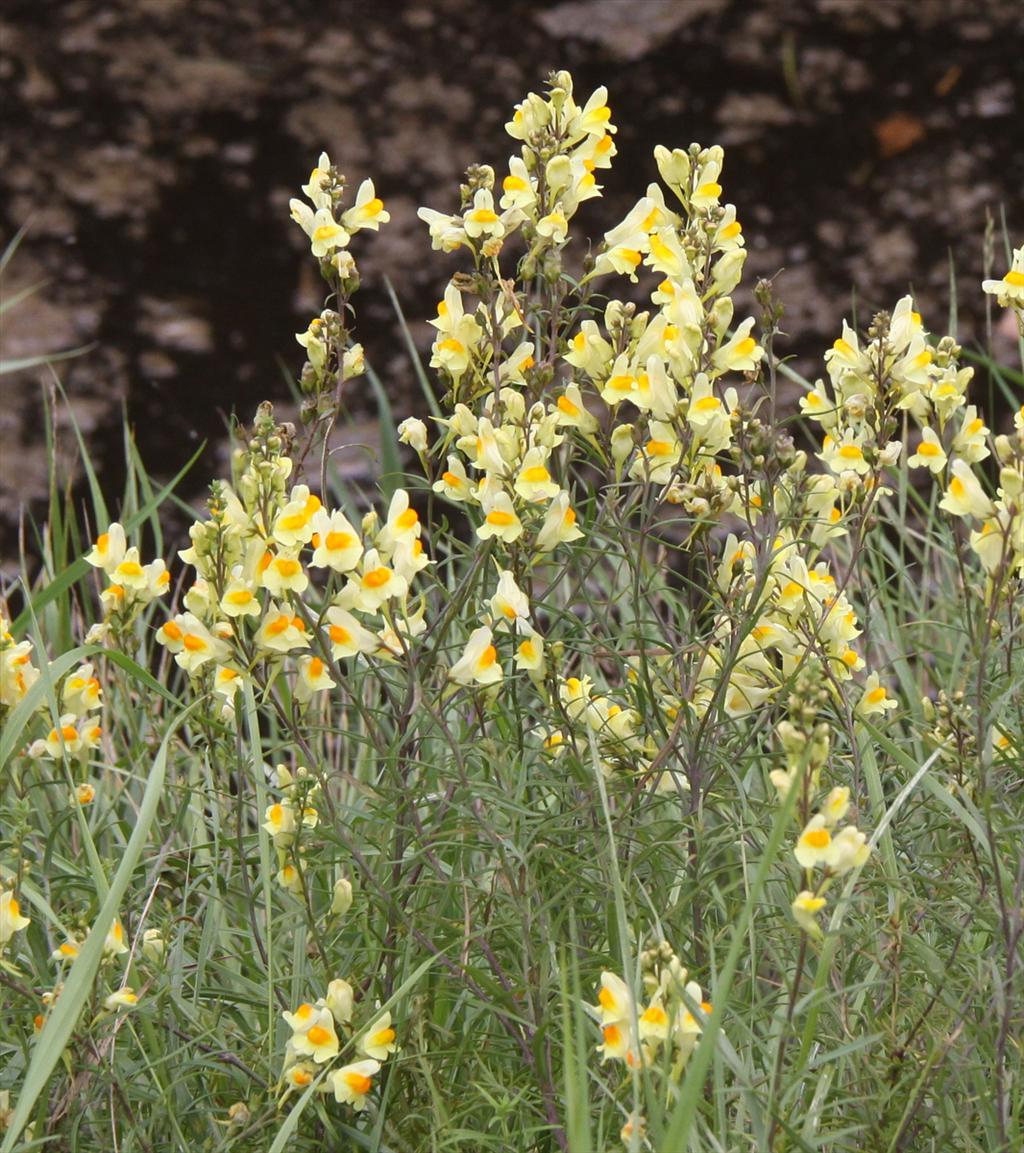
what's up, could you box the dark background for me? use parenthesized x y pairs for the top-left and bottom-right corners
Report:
(1, 0), (1022, 575)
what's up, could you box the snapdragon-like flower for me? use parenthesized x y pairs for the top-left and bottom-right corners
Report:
(792, 890), (828, 936)
(907, 426), (948, 473)
(358, 1011), (398, 1061)
(477, 492), (524, 544)
(857, 672), (898, 717)
(450, 627), (502, 687)
(255, 605), (310, 654)
(285, 1003), (339, 1064)
(85, 522), (127, 572)
(939, 460), (993, 520)
(0, 889), (30, 947)
(104, 987), (139, 1011)
(329, 1060), (380, 1110)
(488, 570), (530, 628)
(341, 178), (390, 233)
(982, 246), (1024, 308)
(263, 801), (296, 847)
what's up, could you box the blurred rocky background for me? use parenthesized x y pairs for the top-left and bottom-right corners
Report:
(1, 0), (1022, 573)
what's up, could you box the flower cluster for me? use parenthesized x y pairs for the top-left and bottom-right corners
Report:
(153, 405), (430, 718)
(291, 152), (388, 411)
(589, 942), (714, 1088)
(27, 661), (104, 772)
(262, 763), (323, 895)
(84, 521), (170, 635)
(280, 979), (398, 1113)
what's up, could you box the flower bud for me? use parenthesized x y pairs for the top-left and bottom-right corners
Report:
(326, 978), (355, 1024)
(142, 928), (165, 964)
(331, 877), (354, 918)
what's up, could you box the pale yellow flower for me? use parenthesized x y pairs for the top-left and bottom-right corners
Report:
(329, 1059), (380, 1110)
(0, 889), (30, 946)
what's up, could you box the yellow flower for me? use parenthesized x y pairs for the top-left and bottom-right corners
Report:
(259, 550), (309, 596)
(51, 939), (80, 963)
(282, 1001), (317, 1034)
(499, 157), (536, 211)
(563, 320), (612, 378)
(291, 203), (350, 258)
(828, 826), (871, 875)
(276, 863), (304, 894)
(220, 575), (261, 619)
(142, 929), (165, 964)
(263, 802), (296, 847)
(342, 178), (389, 232)
(819, 786), (850, 827)
(287, 1004), (339, 1064)
(907, 426), (947, 473)
(449, 627), (503, 687)
(951, 406), (989, 464)
(488, 570), (530, 629)
(535, 492), (584, 551)
(630, 420), (681, 485)
(329, 1059), (380, 1110)
(462, 188), (505, 240)
(378, 489), (422, 553)
(792, 891), (827, 936)
(85, 523), (127, 572)
(42, 716), (84, 759)
(104, 919), (129, 958)
(358, 1011), (398, 1061)
(711, 318), (762, 374)
(110, 548), (150, 591)
(255, 605), (310, 654)
(432, 455), (475, 503)
(819, 433), (871, 477)
(1, 889), (30, 946)
(283, 1063), (317, 1089)
(857, 672), (898, 717)
(795, 815), (833, 869)
(597, 1019), (636, 1064)
(62, 664), (103, 715)
(323, 606), (379, 660)
(294, 655), (335, 702)
(397, 417), (429, 453)
(74, 783), (96, 806)
(272, 486), (322, 548)
(638, 997), (670, 1043)
(104, 987), (139, 1011)
(982, 246), (1024, 308)
(939, 460), (993, 519)
(346, 550), (408, 612)
(514, 448), (560, 503)
(594, 971), (632, 1024)
(0, 633), (40, 706)
(477, 493), (523, 544)
(514, 629), (545, 675)
(164, 613), (228, 672)
(551, 383), (598, 435)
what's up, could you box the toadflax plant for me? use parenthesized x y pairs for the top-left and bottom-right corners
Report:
(2, 71), (1022, 1153)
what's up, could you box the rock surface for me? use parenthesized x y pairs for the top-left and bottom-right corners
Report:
(1, 0), (1022, 573)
